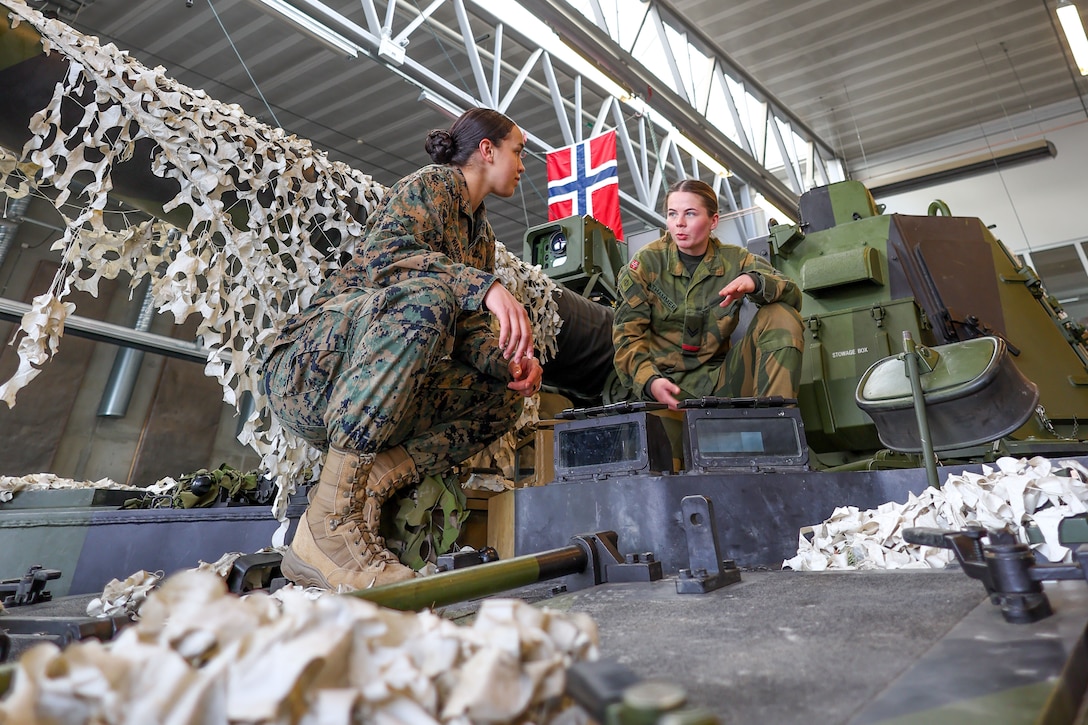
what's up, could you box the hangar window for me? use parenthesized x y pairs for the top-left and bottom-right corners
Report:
(1025, 242), (1088, 326)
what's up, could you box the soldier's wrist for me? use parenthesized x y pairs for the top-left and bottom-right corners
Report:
(746, 271), (764, 297)
(644, 375), (663, 399)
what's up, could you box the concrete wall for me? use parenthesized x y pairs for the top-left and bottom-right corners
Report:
(857, 98), (1088, 255)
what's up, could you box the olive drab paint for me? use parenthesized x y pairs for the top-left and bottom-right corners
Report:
(765, 180), (1088, 460)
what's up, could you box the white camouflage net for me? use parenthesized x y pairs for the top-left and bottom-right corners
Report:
(0, 1), (561, 517)
(0, 569), (598, 725)
(784, 456), (1088, 571)
(0, 473), (141, 503)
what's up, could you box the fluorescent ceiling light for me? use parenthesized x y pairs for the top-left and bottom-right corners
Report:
(469, 0), (631, 102)
(418, 90), (463, 120)
(869, 139), (1057, 197)
(626, 97), (731, 178)
(672, 127), (731, 178)
(1058, 0), (1088, 75)
(242, 0), (361, 58)
(753, 193), (791, 227)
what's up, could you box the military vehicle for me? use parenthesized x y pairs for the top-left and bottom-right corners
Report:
(526, 179), (1088, 465)
(0, 0), (1086, 576)
(514, 177), (1088, 568)
(4, 4), (1088, 722)
(0, 0), (1086, 586)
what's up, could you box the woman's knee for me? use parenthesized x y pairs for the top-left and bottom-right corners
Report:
(751, 303), (804, 351)
(259, 335), (340, 443)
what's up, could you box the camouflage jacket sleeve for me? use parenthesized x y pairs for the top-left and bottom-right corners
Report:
(332, 165), (497, 312)
(740, 251), (801, 311)
(453, 310), (511, 381)
(612, 261), (662, 397)
(612, 238), (801, 400)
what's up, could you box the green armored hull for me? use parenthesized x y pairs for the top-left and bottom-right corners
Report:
(762, 181), (1088, 464)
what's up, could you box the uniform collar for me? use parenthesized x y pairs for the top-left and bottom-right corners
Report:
(447, 165), (489, 232)
(440, 165), (471, 216)
(665, 234), (726, 277)
(439, 164), (490, 247)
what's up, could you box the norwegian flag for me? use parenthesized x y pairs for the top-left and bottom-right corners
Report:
(546, 130), (624, 240)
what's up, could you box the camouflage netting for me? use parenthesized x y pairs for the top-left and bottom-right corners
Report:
(1, 569), (600, 724)
(783, 457), (1088, 570)
(0, 0), (561, 519)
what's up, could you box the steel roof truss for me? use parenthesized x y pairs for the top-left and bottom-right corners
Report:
(279, 0), (771, 231)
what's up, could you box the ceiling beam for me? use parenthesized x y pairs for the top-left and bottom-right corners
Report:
(517, 0), (805, 216)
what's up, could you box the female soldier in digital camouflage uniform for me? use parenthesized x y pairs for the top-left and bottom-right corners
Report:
(261, 108), (543, 590)
(613, 179), (803, 408)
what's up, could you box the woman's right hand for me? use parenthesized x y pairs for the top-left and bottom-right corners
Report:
(508, 356), (543, 397)
(649, 376), (682, 409)
(484, 281), (535, 363)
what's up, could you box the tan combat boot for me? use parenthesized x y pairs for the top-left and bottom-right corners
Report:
(282, 445), (418, 591)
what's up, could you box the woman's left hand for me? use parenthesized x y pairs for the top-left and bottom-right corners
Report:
(508, 356), (544, 397)
(718, 273), (756, 307)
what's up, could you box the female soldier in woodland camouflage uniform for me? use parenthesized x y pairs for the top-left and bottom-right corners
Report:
(261, 108), (542, 590)
(613, 179), (803, 408)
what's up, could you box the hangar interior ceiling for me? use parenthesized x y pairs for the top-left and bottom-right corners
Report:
(12, 0), (1088, 255)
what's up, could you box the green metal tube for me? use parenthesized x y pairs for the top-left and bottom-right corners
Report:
(349, 544), (590, 611)
(0, 546), (591, 699)
(0, 662), (11, 698)
(902, 332), (941, 489)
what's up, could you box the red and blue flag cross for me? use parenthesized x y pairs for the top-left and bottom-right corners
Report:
(546, 130), (623, 240)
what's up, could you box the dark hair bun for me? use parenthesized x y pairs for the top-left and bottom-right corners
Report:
(425, 129), (456, 164)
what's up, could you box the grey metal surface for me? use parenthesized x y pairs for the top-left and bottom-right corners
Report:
(0, 592), (125, 663)
(97, 282), (157, 417)
(549, 570), (1088, 724)
(554, 571), (984, 722)
(4, 566), (1088, 724)
(0, 297), (212, 363)
(516, 458), (1088, 572)
(852, 579), (1088, 723)
(516, 464), (921, 571)
(0, 503), (302, 597)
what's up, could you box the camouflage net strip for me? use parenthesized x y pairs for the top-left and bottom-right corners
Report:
(783, 456), (1088, 570)
(0, 1), (561, 518)
(0, 472), (143, 503)
(2, 569), (599, 724)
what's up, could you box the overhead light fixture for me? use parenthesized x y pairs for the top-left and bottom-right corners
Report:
(869, 139), (1057, 197)
(673, 127), (731, 179)
(241, 0), (361, 58)
(625, 97), (731, 178)
(1057, 0), (1088, 75)
(469, 0), (632, 102)
(753, 193), (792, 228)
(418, 90), (464, 120)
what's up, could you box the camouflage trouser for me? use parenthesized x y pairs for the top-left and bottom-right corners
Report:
(715, 302), (804, 398)
(261, 278), (522, 476)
